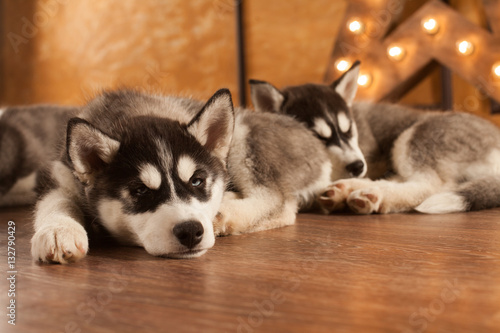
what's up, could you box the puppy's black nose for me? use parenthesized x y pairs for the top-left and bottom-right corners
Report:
(346, 160), (365, 177)
(173, 221), (204, 249)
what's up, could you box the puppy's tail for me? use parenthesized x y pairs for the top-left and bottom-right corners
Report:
(415, 177), (500, 214)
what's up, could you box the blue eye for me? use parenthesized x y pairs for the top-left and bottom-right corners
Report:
(132, 184), (149, 197)
(190, 177), (204, 187)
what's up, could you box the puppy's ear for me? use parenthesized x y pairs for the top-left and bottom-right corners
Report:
(66, 118), (120, 184)
(331, 60), (360, 107)
(249, 79), (285, 113)
(188, 89), (234, 162)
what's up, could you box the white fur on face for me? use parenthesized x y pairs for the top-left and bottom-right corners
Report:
(313, 118), (332, 139)
(337, 112), (351, 133)
(328, 123), (367, 178)
(139, 164), (162, 190)
(177, 155), (197, 183)
(97, 178), (225, 258)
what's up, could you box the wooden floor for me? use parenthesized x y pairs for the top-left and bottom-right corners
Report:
(1, 206), (500, 333)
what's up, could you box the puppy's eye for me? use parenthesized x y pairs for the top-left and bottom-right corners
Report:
(190, 177), (204, 187)
(314, 133), (328, 143)
(132, 184), (149, 197)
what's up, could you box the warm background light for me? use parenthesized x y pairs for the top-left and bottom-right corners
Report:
(493, 62), (500, 78)
(456, 40), (474, 55)
(347, 18), (364, 35)
(357, 73), (372, 87)
(421, 17), (439, 35)
(387, 45), (406, 61)
(335, 59), (351, 72)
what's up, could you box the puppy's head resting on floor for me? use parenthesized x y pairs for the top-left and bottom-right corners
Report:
(249, 61), (366, 179)
(66, 89), (234, 258)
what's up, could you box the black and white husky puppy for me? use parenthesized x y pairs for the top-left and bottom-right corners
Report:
(30, 89), (333, 263)
(0, 105), (76, 206)
(250, 62), (500, 215)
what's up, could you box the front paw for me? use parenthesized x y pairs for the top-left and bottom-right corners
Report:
(31, 221), (88, 264)
(318, 181), (352, 213)
(213, 212), (233, 237)
(347, 188), (382, 214)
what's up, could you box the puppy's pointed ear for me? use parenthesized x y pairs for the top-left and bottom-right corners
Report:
(249, 79), (284, 113)
(331, 60), (360, 107)
(188, 89), (234, 162)
(67, 118), (120, 184)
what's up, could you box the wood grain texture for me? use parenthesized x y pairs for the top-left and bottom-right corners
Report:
(1, 206), (499, 333)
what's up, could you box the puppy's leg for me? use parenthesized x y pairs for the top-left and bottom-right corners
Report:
(31, 162), (88, 264)
(348, 176), (443, 214)
(214, 188), (297, 236)
(321, 173), (444, 214)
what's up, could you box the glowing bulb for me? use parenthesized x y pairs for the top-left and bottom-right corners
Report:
(421, 17), (439, 35)
(357, 73), (372, 87)
(347, 18), (364, 35)
(456, 40), (474, 55)
(493, 62), (500, 78)
(387, 45), (406, 61)
(335, 59), (351, 72)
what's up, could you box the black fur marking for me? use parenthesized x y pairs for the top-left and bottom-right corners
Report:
(173, 164), (212, 203)
(90, 116), (224, 215)
(280, 84), (352, 148)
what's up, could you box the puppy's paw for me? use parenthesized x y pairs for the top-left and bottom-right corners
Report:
(213, 212), (234, 237)
(31, 221), (88, 264)
(347, 188), (382, 214)
(318, 182), (352, 213)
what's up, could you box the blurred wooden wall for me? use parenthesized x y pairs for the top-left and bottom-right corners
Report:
(0, 0), (491, 115)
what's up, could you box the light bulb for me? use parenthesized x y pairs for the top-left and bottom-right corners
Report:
(456, 40), (474, 56)
(347, 18), (364, 35)
(387, 45), (406, 61)
(357, 73), (372, 87)
(493, 62), (500, 78)
(335, 59), (351, 72)
(421, 17), (439, 35)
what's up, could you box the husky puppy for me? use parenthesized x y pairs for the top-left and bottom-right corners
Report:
(250, 62), (500, 215)
(0, 105), (76, 206)
(250, 72), (367, 181)
(30, 89), (333, 263)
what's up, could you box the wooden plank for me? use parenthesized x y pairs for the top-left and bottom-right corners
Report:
(2, 206), (500, 332)
(483, 0), (500, 33)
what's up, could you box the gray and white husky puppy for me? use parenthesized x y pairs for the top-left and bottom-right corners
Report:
(250, 62), (500, 215)
(31, 89), (333, 263)
(0, 105), (76, 206)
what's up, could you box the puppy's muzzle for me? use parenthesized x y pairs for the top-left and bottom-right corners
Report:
(173, 221), (204, 249)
